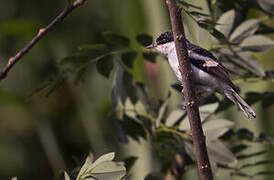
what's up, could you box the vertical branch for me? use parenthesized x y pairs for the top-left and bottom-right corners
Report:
(165, 0), (213, 180)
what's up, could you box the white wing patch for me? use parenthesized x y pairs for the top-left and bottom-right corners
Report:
(202, 60), (218, 67)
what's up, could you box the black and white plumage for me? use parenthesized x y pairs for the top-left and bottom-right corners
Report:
(146, 31), (256, 119)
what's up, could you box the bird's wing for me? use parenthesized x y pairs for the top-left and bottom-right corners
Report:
(188, 49), (238, 91)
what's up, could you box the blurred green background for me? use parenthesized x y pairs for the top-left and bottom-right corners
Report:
(0, 0), (273, 179)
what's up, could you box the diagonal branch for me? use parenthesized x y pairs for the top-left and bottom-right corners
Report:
(165, 0), (213, 180)
(0, 0), (87, 81)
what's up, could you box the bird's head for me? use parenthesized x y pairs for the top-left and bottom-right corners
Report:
(146, 31), (174, 56)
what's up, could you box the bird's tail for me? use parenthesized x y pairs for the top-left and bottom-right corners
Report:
(224, 88), (256, 120)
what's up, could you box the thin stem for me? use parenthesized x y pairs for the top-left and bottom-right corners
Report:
(157, 124), (191, 140)
(0, 0), (87, 81)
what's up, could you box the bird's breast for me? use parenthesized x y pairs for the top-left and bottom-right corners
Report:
(167, 53), (220, 91)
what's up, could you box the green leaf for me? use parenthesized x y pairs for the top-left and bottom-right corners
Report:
(121, 50), (137, 68)
(216, 9), (235, 37)
(184, 141), (196, 160)
(120, 114), (146, 141)
(64, 172), (70, 180)
(90, 161), (124, 179)
(59, 55), (89, 66)
(259, 133), (274, 143)
(136, 115), (153, 135)
(245, 92), (263, 105)
(77, 153), (126, 180)
(143, 52), (157, 63)
(171, 83), (183, 93)
(261, 92), (274, 107)
(199, 102), (219, 121)
(240, 160), (274, 169)
(203, 119), (234, 140)
(92, 152), (115, 167)
(78, 44), (107, 52)
(46, 77), (65, 97)
(136, 33), (153, 47)
(236, 150), (267, 160)
(96, 54), (114, 78)
(257, 23), (274, 34)
(245, 92), (274, 108)
(231, 172), (250, 177)
(240, 35), (274, 52)
(197, 20), (227, 43)
(123, 156), (138, 172)
(177, 0), (202, 10)
(230, 19), (260, 43)
(76, 155), (94, 180)
(102, 32), (130, 47)
(144, 173), (165, 180)
(207, 140), (236, 164)
(135, 82), (150, 107)
(189, 11), (209, 18)
(231, 144), (248, 154)
(220, 49), (265, 76)
(266, 70), (274, 78)
(237, 128), (254, 140)
(252, 171), (274, 177)
(165, 108), (185, 127)
(77, 44), (108, 58)
(179, 103), (219, 131)
(112, 68), (137, 110)
(257, 0), (274, 15)
(156, 94), (170, 128)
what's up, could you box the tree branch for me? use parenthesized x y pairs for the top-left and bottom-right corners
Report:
(0, 0), (87, 81)
(165, 0), (213, 180)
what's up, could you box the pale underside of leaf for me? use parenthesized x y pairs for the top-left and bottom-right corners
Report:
(207, 140), (237, 164)
(203, 119), (234, 140)
(184, 139), (236, 165)
(216, 9), (235, 38)
(77, 156), (94, 180)
(156, 96), (169, 128)
(240, 35), (274, 52)
(165, 108), (185, 127)
(257, 0), (274, 15)
(85, 161), (126, 180)
(77, 152), (123, 180)
(64, 171), (71, 180)
(179, 103), (219, 131)
(220, 48), (265, 77)
(230, 19), (260, 43)
(91, 152), (115, 169)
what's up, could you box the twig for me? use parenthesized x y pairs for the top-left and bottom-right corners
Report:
(0, 0), (87, 81)
(165, 0), (213, 180)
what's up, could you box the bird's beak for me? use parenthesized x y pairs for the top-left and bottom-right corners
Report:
(146, 43), (157, 49)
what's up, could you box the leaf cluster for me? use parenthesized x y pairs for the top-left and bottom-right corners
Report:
(68, 152), (126, 180)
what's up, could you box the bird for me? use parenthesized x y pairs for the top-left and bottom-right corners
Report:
(146, 31), (256, 119)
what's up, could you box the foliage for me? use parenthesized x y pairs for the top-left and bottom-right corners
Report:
(73, 152), (126, 180)
(0, 0), (274, 179)
(31, 1), (274, 177)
